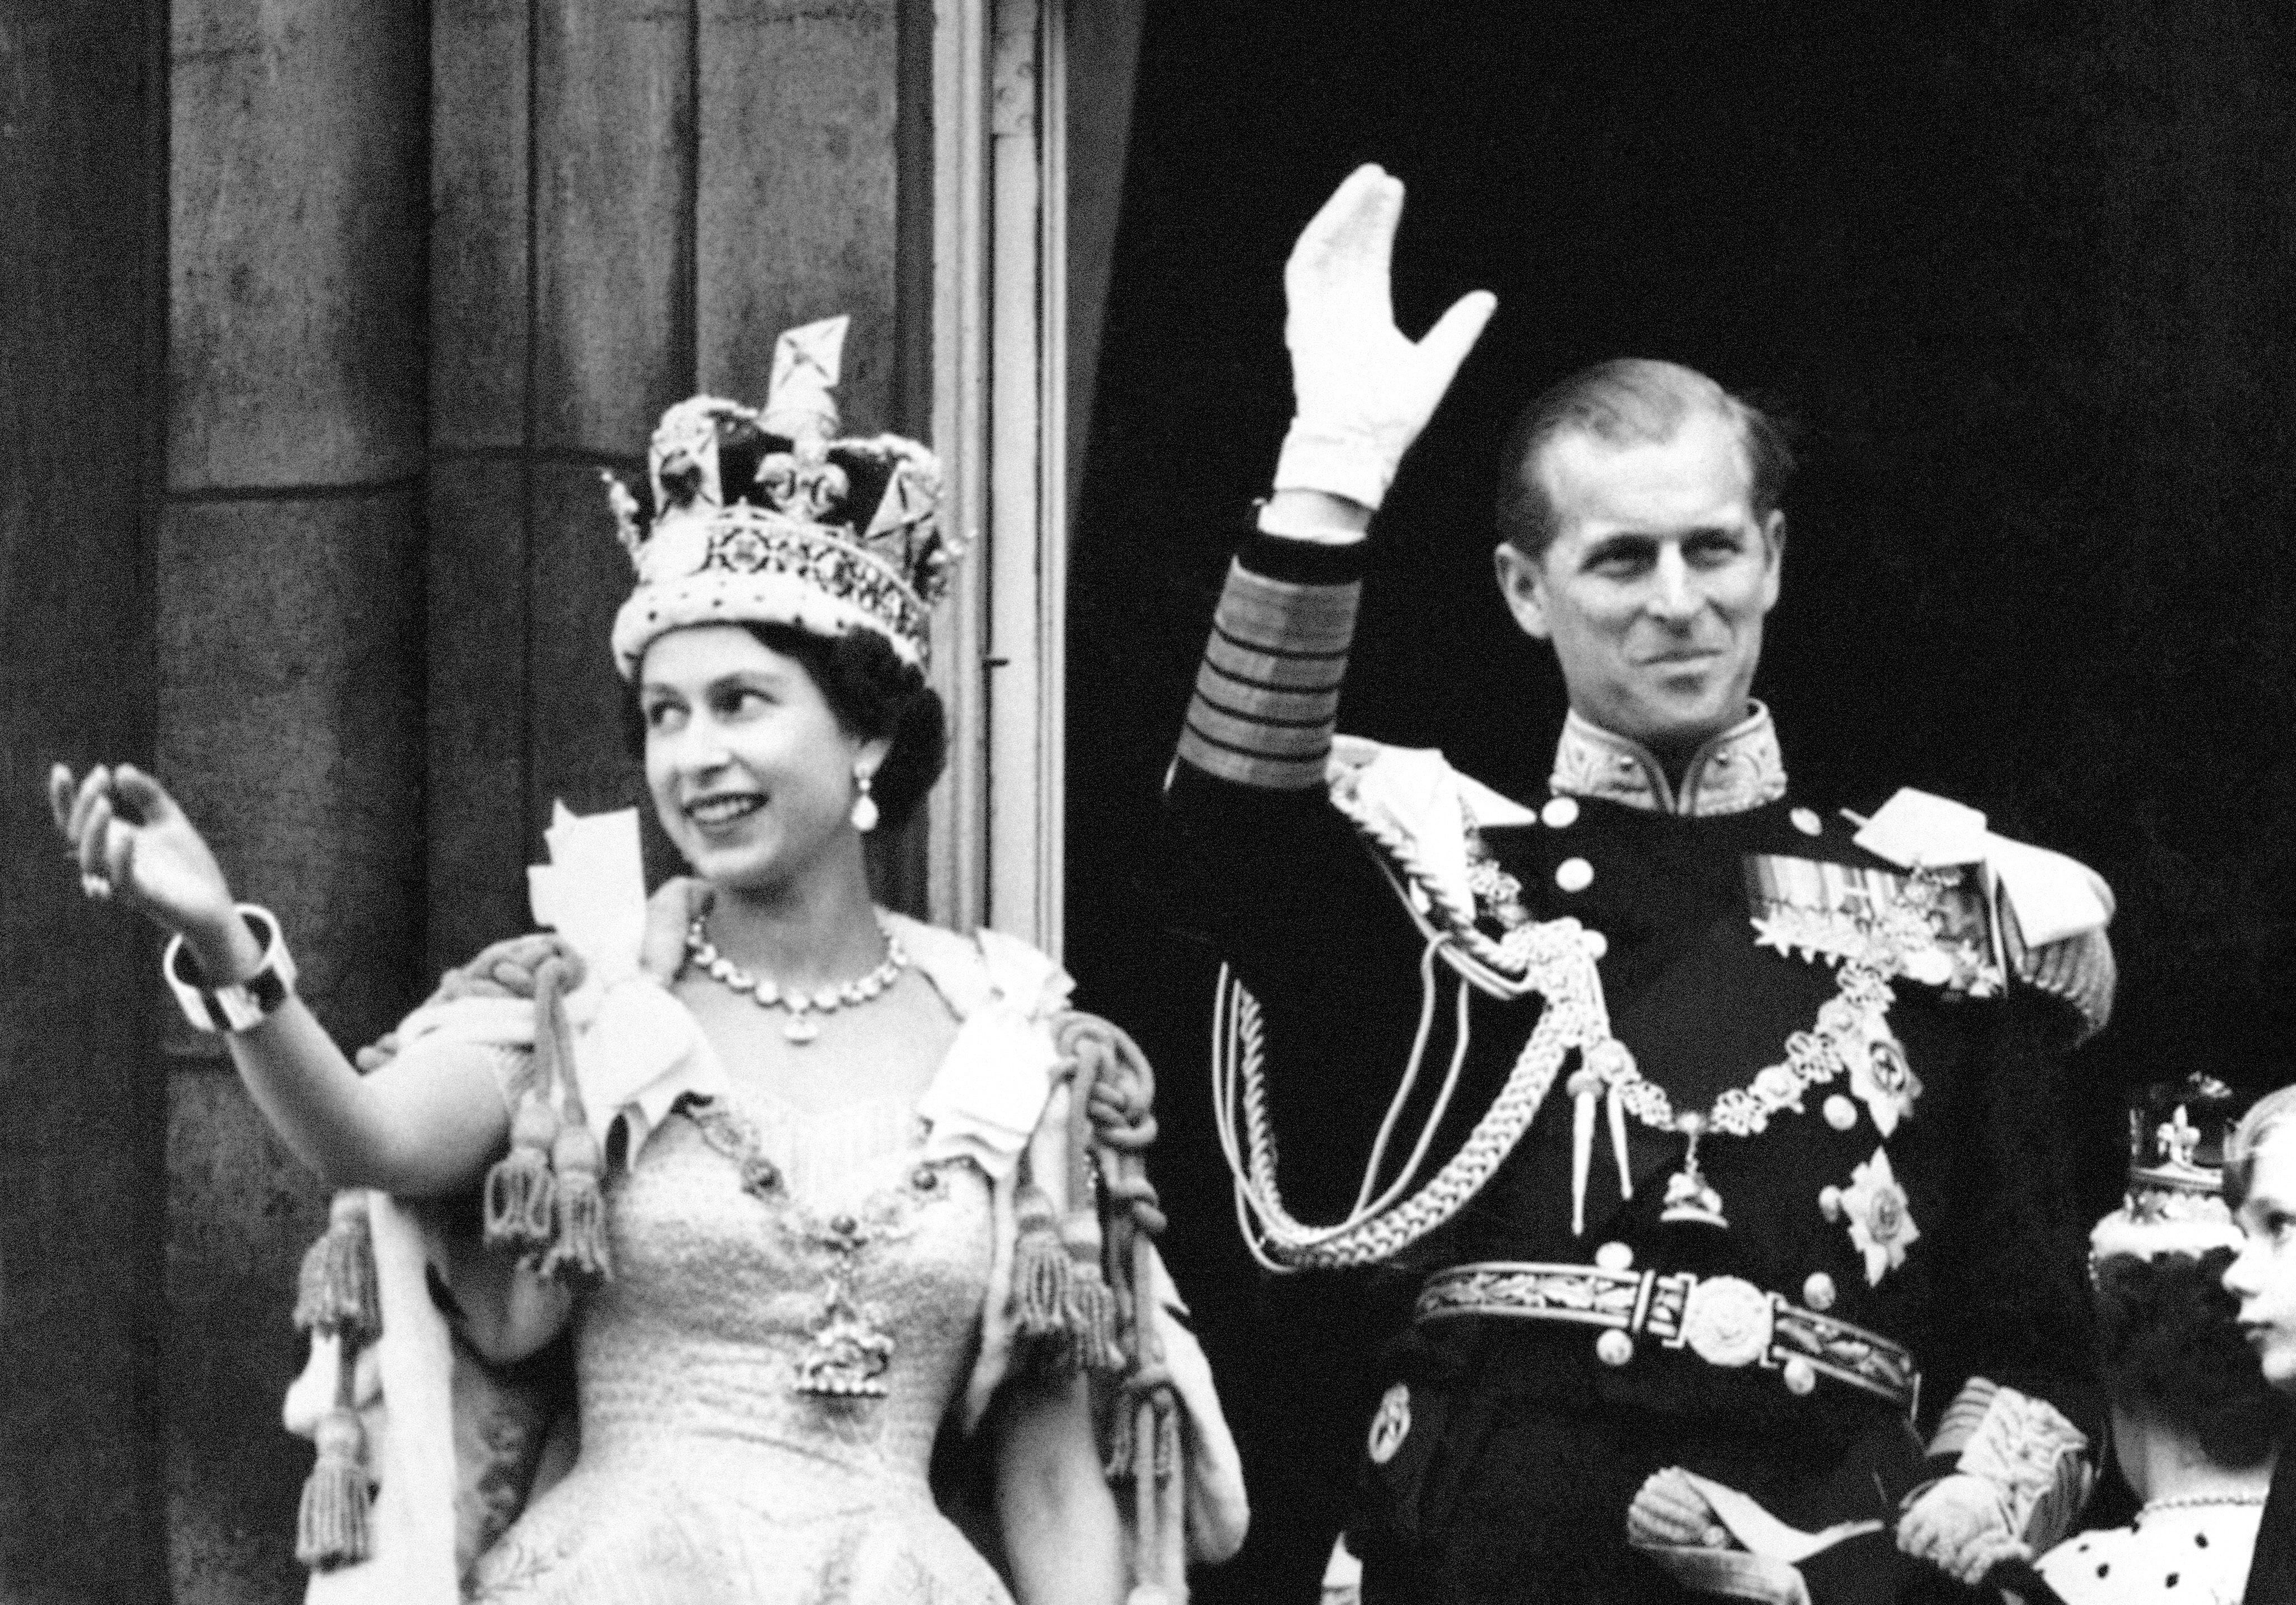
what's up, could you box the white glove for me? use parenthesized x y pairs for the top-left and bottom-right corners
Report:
(1273, 164), (1497, 512)
(1627, 1467), (1732, 1550)
(1896, 1473), (2031, 1588)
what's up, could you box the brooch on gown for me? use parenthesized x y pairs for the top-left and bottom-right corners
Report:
(683, 1098), (942, 1399)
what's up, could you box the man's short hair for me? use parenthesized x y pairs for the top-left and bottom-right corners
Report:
(1494, 358), (1796, 561)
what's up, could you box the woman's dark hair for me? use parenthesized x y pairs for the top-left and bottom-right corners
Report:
(2094, 1247), (2290, 1468)
(622, 622), (948, 833)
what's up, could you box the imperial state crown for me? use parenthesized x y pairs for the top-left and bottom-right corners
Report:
(605, 316), (955, 674)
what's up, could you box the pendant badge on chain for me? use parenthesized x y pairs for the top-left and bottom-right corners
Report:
(682, 1100), (918, 1399)
(1658, 1114), (1729, 1230)
(794, 1211), (898, 1398)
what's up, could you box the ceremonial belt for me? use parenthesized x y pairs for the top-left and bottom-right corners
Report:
(1415, 1261), (1920, 1413)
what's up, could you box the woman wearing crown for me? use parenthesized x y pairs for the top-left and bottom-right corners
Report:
(49, 316), (1243, 1604)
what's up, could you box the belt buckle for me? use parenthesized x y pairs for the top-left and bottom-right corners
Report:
(1674, 1275), (1775, 1369)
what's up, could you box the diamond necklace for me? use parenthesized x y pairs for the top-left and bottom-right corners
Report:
(686, 912), (910, 1043)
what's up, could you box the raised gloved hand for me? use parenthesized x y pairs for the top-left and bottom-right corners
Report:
(1272, 164), (1497, 514)
(1896, 1472), (2031, 1588)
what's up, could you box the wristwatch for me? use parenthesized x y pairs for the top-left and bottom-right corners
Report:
(164, 904), (297, 1033)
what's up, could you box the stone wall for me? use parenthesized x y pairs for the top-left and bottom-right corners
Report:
(0, 2), (174, 1598)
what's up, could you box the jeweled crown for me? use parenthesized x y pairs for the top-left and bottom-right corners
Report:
(605, 316), (955, 675)
(2090, 1072), (2244, 1263)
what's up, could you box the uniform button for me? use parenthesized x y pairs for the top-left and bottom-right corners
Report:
(1792, 807), (1823, 837)
(1802, 1273), (1837, 1312)
(1824, 1095), (1859, 1132)
(1542, 795), (1581, 829)
(1595, 1241), (1635, 1272)
(1817, 1186), (1845, 1223)
(1556, 858), (1594, 893)
(1596, 1330), (1635, 1367)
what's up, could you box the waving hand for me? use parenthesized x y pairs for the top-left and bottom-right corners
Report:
(1272, 164), (1497, 513)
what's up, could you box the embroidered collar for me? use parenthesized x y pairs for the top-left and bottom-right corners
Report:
(1549, 702), (1786, 817)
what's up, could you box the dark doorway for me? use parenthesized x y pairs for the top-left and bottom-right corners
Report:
(1070, 1), (2296, 1597)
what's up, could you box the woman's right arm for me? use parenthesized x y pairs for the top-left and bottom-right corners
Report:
(51, 761), (510, 1196)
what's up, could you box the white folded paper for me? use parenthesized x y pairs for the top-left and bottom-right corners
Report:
(526, 803), (649, 987)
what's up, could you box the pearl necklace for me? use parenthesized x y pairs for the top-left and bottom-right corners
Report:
(2139, 1491), (2270, 1515)
(686, 913), (910, 1043)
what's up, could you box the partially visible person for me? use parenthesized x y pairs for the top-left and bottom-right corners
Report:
(2035, 1077), (2288, 1604)
(2225, 1084), (2296, 1605)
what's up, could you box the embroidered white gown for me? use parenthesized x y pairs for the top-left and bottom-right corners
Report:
(465, 1085), (1012, 1604)
(295, 910), (1242, 1605)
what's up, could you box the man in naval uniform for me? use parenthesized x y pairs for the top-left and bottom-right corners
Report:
(1166, 165), (2118, 1604)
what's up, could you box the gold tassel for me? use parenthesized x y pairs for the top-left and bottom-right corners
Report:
(294, 1404), (372, 1570)
(483, 1092), (559, 1255)
(1104, 1387), (1138, 1481)
(540, 1121), (612, 1282)
(1153, 1390), (1180, 1481)
(1066, 1260), (1125, 1375)
(1013, 1189), (1078, 1360)
(293, 1192), (380, 1343)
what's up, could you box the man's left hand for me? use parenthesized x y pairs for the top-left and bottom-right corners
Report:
(1897, 1473), (2031, 1588)
(1273, 164), (1496, 512)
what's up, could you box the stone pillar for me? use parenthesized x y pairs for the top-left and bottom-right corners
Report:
(0, 3), (173, 1599)
(427, 0), (931, 955)
(163, 2), (428, 1599)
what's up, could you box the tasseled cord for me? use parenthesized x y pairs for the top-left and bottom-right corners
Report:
(294, 1192), (381, 1570)
(1056, 1011), (1189, 1603)
(1011, 1185), (1126, 1376)
(482, 958), (612, 1281)
(1567, 1043), (1635, 1238)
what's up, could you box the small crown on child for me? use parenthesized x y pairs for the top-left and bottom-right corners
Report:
(2090, 1073), (2243, 1264)
(604, 316), (957, 676)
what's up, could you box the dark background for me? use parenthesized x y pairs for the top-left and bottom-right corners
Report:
(1070, 0), (2296, 1560)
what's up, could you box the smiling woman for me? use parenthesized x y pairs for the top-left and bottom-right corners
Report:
(48, 317), (1243, 1604)
(626, 621), (945, 842)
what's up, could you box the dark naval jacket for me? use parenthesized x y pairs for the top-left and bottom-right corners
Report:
(1167, 528), (2113, 1605)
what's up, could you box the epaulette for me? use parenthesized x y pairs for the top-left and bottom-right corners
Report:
(1851, 789), (2117, 1038)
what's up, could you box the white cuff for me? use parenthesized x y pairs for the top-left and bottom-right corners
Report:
(1271, 420), (1395, 511)
(1255, 499), (1369, 544)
